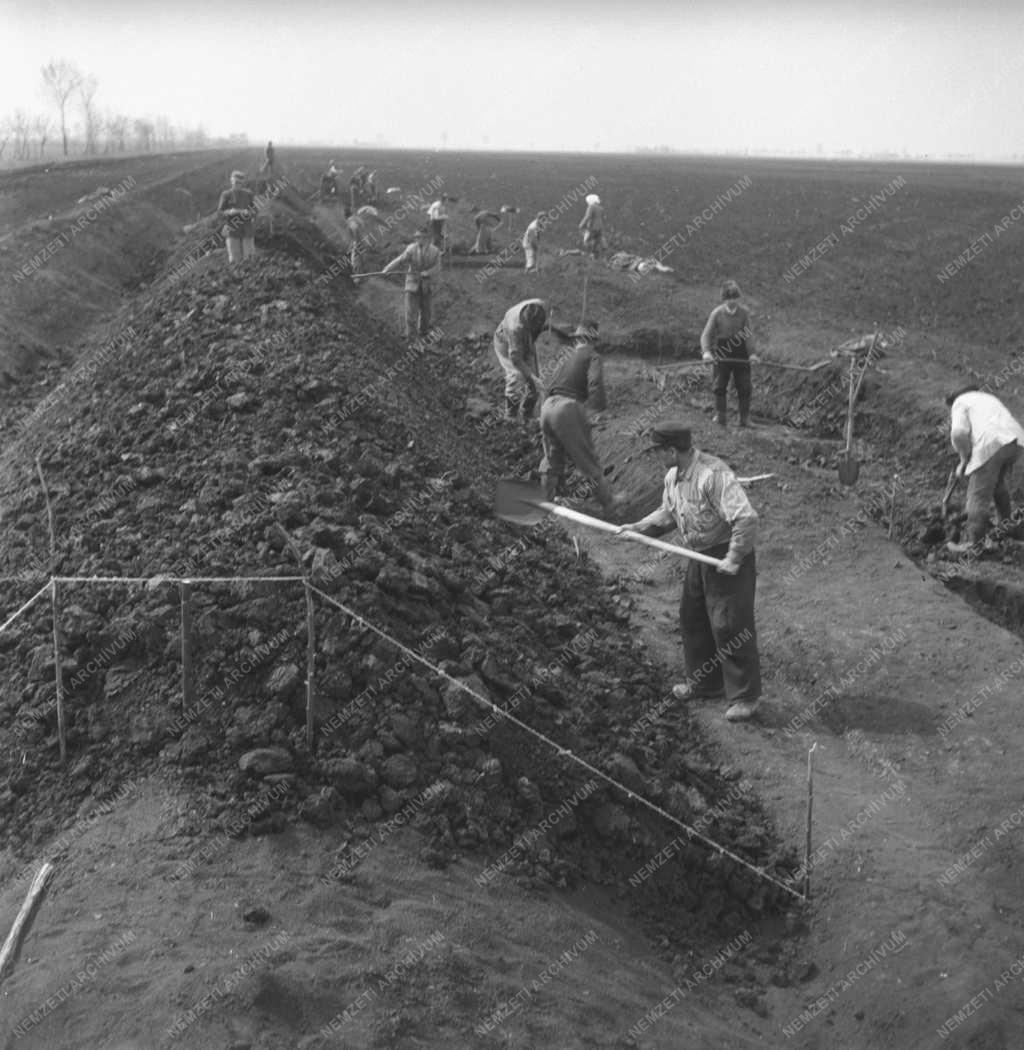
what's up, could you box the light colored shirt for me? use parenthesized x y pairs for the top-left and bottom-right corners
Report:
(497, 298), (545, 369)
(950, 391), (1024, 475)
(700, 302), (756, 357)
(523, 219), (541, 248)
(637, 450), (758, 559)
(579, 202), (603, 232)
(426, 200), (448, 221)
(382, 241), (441, 291)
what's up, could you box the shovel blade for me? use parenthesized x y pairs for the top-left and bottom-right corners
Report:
(495, 478), (548, 526)
(838, 454), (860, 486)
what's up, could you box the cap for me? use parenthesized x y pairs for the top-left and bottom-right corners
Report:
(572, 320), (599, 342)
(721, 279), (741, 300)
(230, 170), (246, 180)
(648, 422), (692, 451)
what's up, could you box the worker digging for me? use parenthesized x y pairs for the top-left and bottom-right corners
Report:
(617, 423), (764, 723)
(700, 279), (760, 428)
(537, 319), (622, 514)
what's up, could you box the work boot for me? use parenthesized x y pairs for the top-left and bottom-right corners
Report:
(725, 699), (761, 722)
(505, 397), (519, 420)
(714, 395), (728, 427)
(738, 396), (752, 428)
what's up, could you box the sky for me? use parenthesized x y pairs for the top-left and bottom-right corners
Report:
(2, 0), (1023, 159)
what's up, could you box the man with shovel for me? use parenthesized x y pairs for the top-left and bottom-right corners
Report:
(493, 298), (569, 420)
(381, 226), (442, 341)
(700, 279), (759, 428)
(538, 320), (621, 512)
(616, 422), (763, 722)
(945, 385), (1024, 554)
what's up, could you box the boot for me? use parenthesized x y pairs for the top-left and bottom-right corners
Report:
(714, 395), (728, 426)
(738, 394), (752, 428)
(505, 397), (519, 419)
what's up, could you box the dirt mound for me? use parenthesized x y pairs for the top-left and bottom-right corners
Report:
(0, 250), (796, 977)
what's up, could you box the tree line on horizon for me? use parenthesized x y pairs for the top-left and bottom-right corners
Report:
(0, 58), (248, 165)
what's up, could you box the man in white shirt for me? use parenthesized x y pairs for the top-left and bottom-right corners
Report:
(522, 212), (544, 272)
(426, 197), (449, 248)
(946, 386), (1024, 553)
(617, 422), (762, 722)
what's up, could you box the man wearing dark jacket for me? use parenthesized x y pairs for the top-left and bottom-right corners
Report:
(538, 320), (620, 511)
(700, 279), (760, 427)
(217, 170), (256, 265)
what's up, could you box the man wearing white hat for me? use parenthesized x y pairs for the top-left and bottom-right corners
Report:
(217, 170), (256, 265)
(579, 193), (604, 256)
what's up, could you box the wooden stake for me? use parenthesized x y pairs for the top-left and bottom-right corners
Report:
(180, 581), (194, 714)
(304, 581), (316, 754)
(0, 862), (54, 985)
(51, 580), (66, 765)
(804, 742), (817, 901)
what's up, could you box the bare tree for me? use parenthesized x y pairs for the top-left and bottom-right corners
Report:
(133, 118), (154, 152)
(12, 110), (31, 160)
(79, 75), (100, 154)
(103, 113), (129, 153)
(0, 116), (11, 161)
(155, 115), (177, 150)
(41, 59), (83, 157)
(31, 114), (51, 159)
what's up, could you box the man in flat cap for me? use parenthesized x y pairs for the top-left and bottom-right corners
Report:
(617, 422), (763, 721)
(493, 298), (567, 420)
(217, 170), (257, 265)
(538, 320), (621, 512)
(382, 226), (442, 341)
(700, 279), (760, 428)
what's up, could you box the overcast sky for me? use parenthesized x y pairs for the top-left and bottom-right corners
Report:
(2, 0), (1022, 158)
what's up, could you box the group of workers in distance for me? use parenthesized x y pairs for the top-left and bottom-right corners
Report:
(213, 154), (1024, 730)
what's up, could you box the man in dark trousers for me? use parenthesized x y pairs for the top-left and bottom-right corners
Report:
(538, 320), (620, 512)
(617, 422), (763, 722)
(700, 279), (760, 427)
(381, 226), (441, 341)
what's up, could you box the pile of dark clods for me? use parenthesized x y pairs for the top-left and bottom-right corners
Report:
(0, 252), (798, 964)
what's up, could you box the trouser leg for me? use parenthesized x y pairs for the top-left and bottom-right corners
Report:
(419, 285), (433, 336)
(701, 551), (761, 702)
(539, 399), (566, 498)
(735, 363), (753, 425)
(544, 397), (613, 508)
(966, 457), (1000, 542)
(226, 235), (242, 264)
(680, 560), (725, 696)
(712, 362), (730, 425)
(404, 292), (418, 340)
(994, 442), (1020, 521)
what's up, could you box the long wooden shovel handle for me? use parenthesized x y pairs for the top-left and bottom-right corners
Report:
(539, 500), (725, 568)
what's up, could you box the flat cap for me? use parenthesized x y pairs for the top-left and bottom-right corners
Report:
(230, 170), (247, 180)
(572, 319), (599, 341)
(649, 421), (692, 450)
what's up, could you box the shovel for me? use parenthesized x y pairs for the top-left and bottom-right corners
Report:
(836, 326), (880, 485)
(495, 478), (726, 569)
(941, 467), (961, 517)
